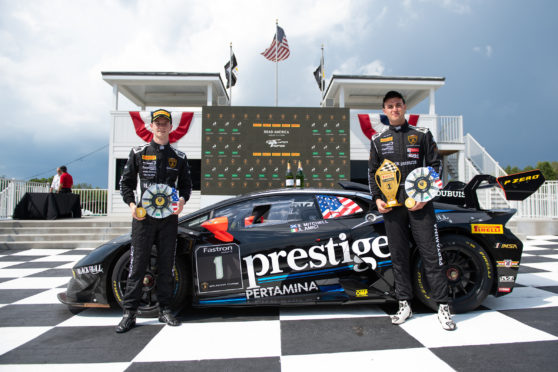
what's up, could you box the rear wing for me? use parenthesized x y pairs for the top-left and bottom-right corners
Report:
(339, 169), (546, 210)
(436, 169), (546, 209)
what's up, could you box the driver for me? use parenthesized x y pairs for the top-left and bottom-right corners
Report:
(368, 91), (456, 331)
(116, 108), (192, 333)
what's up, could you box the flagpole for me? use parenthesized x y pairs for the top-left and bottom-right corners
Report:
(229, 42), (233, 106)
(275, 19), (279, 107)
(321, 44), (325, 102)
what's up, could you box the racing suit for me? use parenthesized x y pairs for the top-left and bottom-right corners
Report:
(120, 140), (192, 311)
(368, 122), (448, 303)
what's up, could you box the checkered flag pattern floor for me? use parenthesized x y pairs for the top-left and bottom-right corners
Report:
(1, 237), (558, 371)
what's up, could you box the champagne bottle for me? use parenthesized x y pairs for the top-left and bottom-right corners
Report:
(285, 161), (294, 188)
(296, 160), (305, 188)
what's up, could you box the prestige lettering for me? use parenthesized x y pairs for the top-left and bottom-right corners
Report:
(243, 234), (390, 289)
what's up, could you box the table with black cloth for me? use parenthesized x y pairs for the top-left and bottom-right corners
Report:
(13, 193), (82, 220)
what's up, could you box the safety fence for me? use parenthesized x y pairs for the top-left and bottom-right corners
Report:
(0, 178), (108, 219)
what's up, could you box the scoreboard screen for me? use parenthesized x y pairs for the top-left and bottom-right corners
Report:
(201, 106), (350, 195)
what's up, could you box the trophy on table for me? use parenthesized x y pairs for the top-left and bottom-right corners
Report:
(375, 159), (402, 207)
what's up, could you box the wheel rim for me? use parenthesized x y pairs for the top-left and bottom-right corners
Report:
(443, 247), (484, 302)
(114, 253), (159, 311)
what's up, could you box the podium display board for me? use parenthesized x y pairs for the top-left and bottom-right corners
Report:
(201, 107), (350, 195)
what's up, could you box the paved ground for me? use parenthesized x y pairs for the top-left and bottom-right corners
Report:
(1, 236), (558, 371)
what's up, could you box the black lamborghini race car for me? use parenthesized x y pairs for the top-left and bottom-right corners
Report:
(58, 170), (545, 316)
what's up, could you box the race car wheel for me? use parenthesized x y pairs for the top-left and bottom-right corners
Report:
(413, 234), (494, 313)
(110, 247), (189, 317)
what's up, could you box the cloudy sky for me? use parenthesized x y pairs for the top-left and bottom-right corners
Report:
(1, 0), (556, 187)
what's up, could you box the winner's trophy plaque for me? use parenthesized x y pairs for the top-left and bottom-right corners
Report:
(404, 166), (442, 208)
(375, 159), (402, 207)
(141, 184), (179, 219)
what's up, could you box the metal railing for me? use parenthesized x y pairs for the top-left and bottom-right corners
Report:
(0, 178), (108, 219)
(511, 181), (558, 218)
(465, 134), (507, 178)
(437, 116), (463, 143)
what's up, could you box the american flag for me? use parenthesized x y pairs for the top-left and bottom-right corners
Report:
(316, 195), (363, 219)
(261, 26), (290, 62)
(427, 166), (443, 190)
(171, 188), (180, 213)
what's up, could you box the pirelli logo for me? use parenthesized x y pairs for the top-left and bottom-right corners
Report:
(471, 224), (503, 234)
(142, 155), (156, 160)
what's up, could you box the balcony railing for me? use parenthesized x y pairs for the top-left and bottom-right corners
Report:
(0, 178), (108, 219)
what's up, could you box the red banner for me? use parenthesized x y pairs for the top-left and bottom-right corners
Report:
(129, 112), (194, 143)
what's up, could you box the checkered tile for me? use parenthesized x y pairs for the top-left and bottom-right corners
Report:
(0, 237), (557, 371)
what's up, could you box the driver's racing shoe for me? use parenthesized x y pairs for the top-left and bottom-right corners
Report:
(391, 300), (413, 325)
(438, 304), (457, 331)
(115, 310), (136, 333)
(158, 308), (181, 326)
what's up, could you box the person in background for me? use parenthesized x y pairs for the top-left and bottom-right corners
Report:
(58, 166), (73, 193)
(50, 167), (61, 193)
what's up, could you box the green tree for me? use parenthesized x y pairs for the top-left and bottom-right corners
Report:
(523, 165), (534, 172)
(536, 161), (557, 181)
(551, 162), (558, 179)
(504, 165), (520, 175)
(29, 176), (53, 184)
(74, 182), (94, 189)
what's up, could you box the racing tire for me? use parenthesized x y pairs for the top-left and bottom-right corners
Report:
(413, 234), (494, 313)
(110, 247), (189, 317)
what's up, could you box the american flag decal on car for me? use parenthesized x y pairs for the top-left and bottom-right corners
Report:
(316, 195), (363, 219)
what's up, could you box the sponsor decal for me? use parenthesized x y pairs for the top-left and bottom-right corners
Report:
(496, 260), (519, 268)
(499, 275), (515, 283)
(168, 158), (177, 168)
(438, 190), (465, 198)
(407, 147), (420, 153)
(395, 160), (418, 166)
(498, 287), (512, 293)
(436, 214), (452, 223)
(407, 135), (418, 145)
(75, 264), (103, 275)
(471, 224), (504, 234)
(380, 136), (393, 143)
(243, 233), (390, 289)
(195, 244), (243, 293)
(142, 155), (156, 160)
(503, 174), (540, 185)
(290, 220), (328, 233)
(495, 243), (519, 249)
(266, 139), (289, 148)
(407, 153), (419, 159)
(479, 250), (492, 279)
(356, 289), (368, 297)
(246, 281), (318, 299)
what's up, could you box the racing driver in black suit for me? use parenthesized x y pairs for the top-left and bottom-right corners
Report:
(116, 108), (192, 333)
(368, 91), (456, 331)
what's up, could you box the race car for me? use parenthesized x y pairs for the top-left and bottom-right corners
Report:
(58, 170), (545, 316)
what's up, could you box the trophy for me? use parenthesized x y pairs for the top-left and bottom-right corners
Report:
(140, 184), (180, 219)
(375, 159), (402, 207)
(404, 167), (442, 208)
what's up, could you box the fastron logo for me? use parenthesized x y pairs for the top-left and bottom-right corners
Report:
(243, 234), (390, 289)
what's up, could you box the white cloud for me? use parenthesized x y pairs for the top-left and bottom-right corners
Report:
(473, 45), (493, 58)
(332, 57), (385, 76)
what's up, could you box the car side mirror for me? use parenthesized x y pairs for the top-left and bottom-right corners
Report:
(201, 216), (234, 242)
